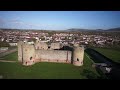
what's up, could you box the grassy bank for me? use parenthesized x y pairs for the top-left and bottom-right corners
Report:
(0, 52), (103, 79)
(93, 48), (120, 63)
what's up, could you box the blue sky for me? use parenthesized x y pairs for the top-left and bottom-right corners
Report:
(0, 11), (120, 30)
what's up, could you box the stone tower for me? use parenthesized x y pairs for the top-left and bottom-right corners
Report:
(50, 43), (62, 50)
(22, 42), (36, 66)
(17, 41), (24, 62)
(73, 46), (84, 66)
(35, 40), (48, 50)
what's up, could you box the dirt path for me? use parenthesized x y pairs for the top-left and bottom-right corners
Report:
(0, 48), (17, 57)
(0, 60), (17, 63)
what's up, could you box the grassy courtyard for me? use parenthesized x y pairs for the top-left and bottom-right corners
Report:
(0, 51), (105, 79)
(93, 48), (120, 63)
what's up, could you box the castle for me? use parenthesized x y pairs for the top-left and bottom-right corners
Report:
(17, 40), (84, 66)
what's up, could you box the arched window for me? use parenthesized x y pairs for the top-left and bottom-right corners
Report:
(77, 58), (79, 61)
(30, 57), (32, 60)
(48, 46), (50, 49)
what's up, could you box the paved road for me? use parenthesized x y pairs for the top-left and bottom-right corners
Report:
(0, 48), (17, 63)
(0, 48), (17, 58)
(0, 60), (17, 63)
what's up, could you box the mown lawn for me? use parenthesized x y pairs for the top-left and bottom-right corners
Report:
(0, 52), (105, 79)
(93, 48), (120, 63)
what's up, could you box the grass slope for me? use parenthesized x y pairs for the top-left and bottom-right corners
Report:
(0, 52), (103, 79)
(93, 48), (120, 63)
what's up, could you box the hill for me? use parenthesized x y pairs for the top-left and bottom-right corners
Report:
(67, 27), (120, 32)
(105, 27), (120, 32)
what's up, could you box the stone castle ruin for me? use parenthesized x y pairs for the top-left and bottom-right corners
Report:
(17, 40), (84, 66)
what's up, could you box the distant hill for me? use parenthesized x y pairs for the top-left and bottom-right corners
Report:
(67, 28), (94, 32)
(67, 27), (120, 32)
(67, 28), (104, 32)
(0, 27), (120, 32)
(105, 27), (120, 32)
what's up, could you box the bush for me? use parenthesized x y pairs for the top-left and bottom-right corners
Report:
(0, 41), (10, 47)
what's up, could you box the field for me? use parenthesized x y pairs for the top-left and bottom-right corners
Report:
(93, 48), (120, 63)
(0, 51), (105, 79)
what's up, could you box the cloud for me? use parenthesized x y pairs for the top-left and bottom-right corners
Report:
(13, 21), (41, 29)
(0, 17), (42, 29)
(10, 17), (24, 25)
(13, 21), (24, 25)
(0, 18), (5, 25)
(12, 17), (42, 28)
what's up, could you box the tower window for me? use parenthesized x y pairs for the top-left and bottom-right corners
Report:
(30, 57), (32, 60)
(37, 46), (39, 49)
(77, 58), (79, 61)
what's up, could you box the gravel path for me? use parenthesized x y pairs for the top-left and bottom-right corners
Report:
(0, 48), (17, 57)
(0, 60), (17, 63)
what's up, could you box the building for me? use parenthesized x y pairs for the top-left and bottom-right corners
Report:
(17, 40), (84, 66)
(9, 42), (17, 46)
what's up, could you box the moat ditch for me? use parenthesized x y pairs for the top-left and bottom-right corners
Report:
(85, 48), (120, 79)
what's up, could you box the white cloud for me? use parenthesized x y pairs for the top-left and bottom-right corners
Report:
(0, 17), (42, 29)
(0, 18), (5, 25)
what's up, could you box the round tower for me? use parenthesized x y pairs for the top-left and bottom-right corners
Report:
(22, 42), (35, 66)
(73, 46), (84, 66)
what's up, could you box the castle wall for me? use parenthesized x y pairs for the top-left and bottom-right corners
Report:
(73, 46), (84, 66)
(35, 42), (48, 50)
(35, 50), (72, 63)
(17, 41), (23, 62)
(17, 41), (84, 66)
(50, 43), (62, 50)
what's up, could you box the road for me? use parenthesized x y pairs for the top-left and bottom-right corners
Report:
(0, 48), (17, 58)
(0, 48), (17, 63)
(0, 60), (17, 63)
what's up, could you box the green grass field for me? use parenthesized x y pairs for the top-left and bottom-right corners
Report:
(0, 52), (105, 79)
(93, 48), (120, 63)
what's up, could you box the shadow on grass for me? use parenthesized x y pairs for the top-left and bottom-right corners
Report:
(81, 69), (107, 79)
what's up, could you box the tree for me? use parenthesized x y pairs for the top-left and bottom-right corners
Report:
(0, 41), (10, 47)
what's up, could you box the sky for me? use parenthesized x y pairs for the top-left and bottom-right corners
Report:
(0, 11), (120, 30)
